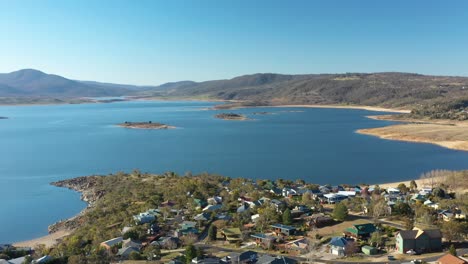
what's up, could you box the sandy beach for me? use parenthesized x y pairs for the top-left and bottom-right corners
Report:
(269, 104), (411, 113)
(357, 118), (468, 152)
(13, 230), (71, 248)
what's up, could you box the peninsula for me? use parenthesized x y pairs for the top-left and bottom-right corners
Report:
(117, 121), (176, 129)
(214, 112), (247, 120)
(356, 115), (468, 152)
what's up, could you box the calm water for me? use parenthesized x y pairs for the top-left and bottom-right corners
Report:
(1, 100), (468, 242)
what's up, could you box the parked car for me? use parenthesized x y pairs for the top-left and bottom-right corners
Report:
(406, 249), (417, 255)
(388, 255), (396, 260)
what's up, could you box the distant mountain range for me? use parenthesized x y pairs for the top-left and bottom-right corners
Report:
(1, 69), (468, 111)
(0, 69), (150, 97)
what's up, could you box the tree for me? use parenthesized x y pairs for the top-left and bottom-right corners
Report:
(143, 245), (161, 261)
(333, 202), (348, 221)
(282, 208), (292, 225)
(441, 220), (467, 242)
(208, 225), (217, 242)
(397, 183), (409, 194)
(369, 232), (384, 247)
(404, 217), (414, 230)
(185, 244), (196, 264)
(128, 251), (142, 260)
(123, 229), (139, 240)
(393, 202), (412, 216)
(410, 180), (418, 191)
(449, 244), (457, 256)
(433, 187), (446, 198)
(196, 247), (205, 258)
(344, 241), (358, 256)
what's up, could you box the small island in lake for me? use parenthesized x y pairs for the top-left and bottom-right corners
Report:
(215, 112), (248, 120)
(118, 121), (176, 129)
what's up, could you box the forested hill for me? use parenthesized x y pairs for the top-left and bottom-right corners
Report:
(148, 72), (468, 115)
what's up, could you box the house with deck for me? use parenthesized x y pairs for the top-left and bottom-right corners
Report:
(271, 224), (296, 236)
(251, 234), (276, 247)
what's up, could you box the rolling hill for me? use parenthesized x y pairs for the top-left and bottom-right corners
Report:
(149, 72), (468, 109)
(0, 69), (132, 97)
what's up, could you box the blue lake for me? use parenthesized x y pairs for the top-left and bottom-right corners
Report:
(1, 100), (468, 243)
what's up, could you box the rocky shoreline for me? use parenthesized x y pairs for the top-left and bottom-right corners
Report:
(48, 176), (104, 233)
(214, 112), (248, 120)
(118, 121), (176, 129)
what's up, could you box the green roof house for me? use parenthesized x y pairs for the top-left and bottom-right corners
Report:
(344, 223), (376, 239)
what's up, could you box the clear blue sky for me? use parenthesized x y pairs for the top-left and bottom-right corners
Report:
(1, 0), (468, 85)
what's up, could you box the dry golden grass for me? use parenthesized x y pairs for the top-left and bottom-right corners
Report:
(357, 119), (468, 151)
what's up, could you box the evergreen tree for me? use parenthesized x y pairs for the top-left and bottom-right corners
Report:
(282, 208), (292, 225)
(449, 244), (457, 256)
(185, 244), (196, 264)
(208, 225), (217, 242)
(333, 202), (348, 221)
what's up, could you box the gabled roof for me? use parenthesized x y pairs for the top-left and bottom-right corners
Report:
(329, 237), (348, 247)
(101, 237), (123, 247)
(117, 246), (139, 257)
(345, 223), (376, 235)
(438, 254), (467, 264)
(230, 250), (257, 262)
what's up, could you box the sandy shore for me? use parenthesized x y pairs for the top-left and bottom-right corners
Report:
(13, 230), (71, 248)
(357, 117), (468, 151)
(269, 104), (411, 113)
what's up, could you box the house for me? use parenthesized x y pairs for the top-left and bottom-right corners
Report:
(387, 188), (400, 194)
(270, 199), (284, 212)
(117, 246), (139, 259)
(361, 245), (378, 255)
(237, 203), (250, 213)
(100, 237), (123, 250)
(251, 234), (276, 246)
(207, 196), (222, 205)
(439, 210), (454, 222)
(122, 238), (142, 249)
(229, 250), (257, 264)
(32, 256), (53, 264)
(203, 204), (223, 212)
(194, 198), (208, 209)
(395, 227), (442, 254)
(306, 214), (333, 228)
(271, 224), (296, 236)
(437, 254), (467, 264)
(337, 191), (356, 198)
(344, 223), (376, 239)
(152, 236), (179, 249)
(420, 187), (433, 195)
(323, 193), (347, 204)
(284, 238), (308, 254)
(256, 255), (298, 264)
(194, 212), (211, 221)
(282, 187), (299, 197)
(133, 209), (158, 224)
(329, 237), (349, 256)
